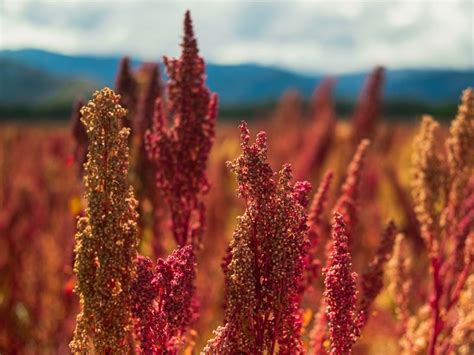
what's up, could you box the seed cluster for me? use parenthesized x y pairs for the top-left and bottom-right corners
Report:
(145, 11), (217, 247)
(131, 246), (196, 353)
(70, 88), (139, 353)
(204, 122), (310, 354)
(324, 213), (361, 355)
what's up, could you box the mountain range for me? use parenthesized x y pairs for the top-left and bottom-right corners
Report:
(0, 48), (473, 107)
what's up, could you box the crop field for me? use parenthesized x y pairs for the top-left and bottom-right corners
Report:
(0, 10), (473, 355)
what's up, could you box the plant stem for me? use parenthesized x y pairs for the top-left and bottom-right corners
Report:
(428, 255), (443, 355)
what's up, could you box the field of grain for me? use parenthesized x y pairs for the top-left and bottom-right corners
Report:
(1, 11), (472, 355)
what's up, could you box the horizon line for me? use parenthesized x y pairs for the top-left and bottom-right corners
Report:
(2, 47), (473, 77)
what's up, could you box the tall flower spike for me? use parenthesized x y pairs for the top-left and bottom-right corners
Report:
(70, 97), (87, 175)
(308, 170), (334, 245)
(274, 89), (304, 128)
(134, 63), (162, 244)
(411, 115), (444, 251)
(293, 79), (336, 181)
(358, 220), (397, 326)
(145, 11), (218, 247)
(308, 239), (335, 354)
(312, 77), (336, 116)
(451, 177), (474, 276)
(70, 88), (138, 353)
(303, 170), (334, 292)
(446, 88), (474, 179)
(203, 121), (311, 354)
(452, 274), (474, 354)
(410, 107), (474, 355)
(334, 139), (370, 232)
(388, 234), (412, 322)
(387, 234), (417, 354)
(115, 57), (138, 132)
(444, 88), (474, 236)
(136, 63), (161, 143)
(324, 212), (361, 354)
(351, 66), (384, 145)
(385, 167), (424, 252)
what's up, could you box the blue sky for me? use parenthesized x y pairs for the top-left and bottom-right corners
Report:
(1, 0), (472, 74)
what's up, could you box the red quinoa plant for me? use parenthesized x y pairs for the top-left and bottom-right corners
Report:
(3, 8), (474, 355)
(204, 122), (311, 354)
(324, 212), (362, 354)
(145, 10), (218, 248)
(70, 97), (87, 175)
(308, 139), (397, 354)
(294, 78), (336, 182)
(131, 246), (196, 353)
(115, 57), (138, 133)
(351, 66), (385, 145)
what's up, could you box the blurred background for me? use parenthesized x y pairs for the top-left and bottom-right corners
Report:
(1, 0), (472, 121)
(0, 1), (473, 353)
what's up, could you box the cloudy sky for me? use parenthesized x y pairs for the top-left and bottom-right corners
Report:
(1, 0), (472, 74)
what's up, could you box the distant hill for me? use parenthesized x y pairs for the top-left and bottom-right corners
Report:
(0, 48), (472, 108)
(0, 57), (96, 105)
(0, 49), (136, 87)
(332, 70), (472, 103)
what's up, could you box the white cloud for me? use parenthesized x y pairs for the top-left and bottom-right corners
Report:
(0, 0), (472, 74)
